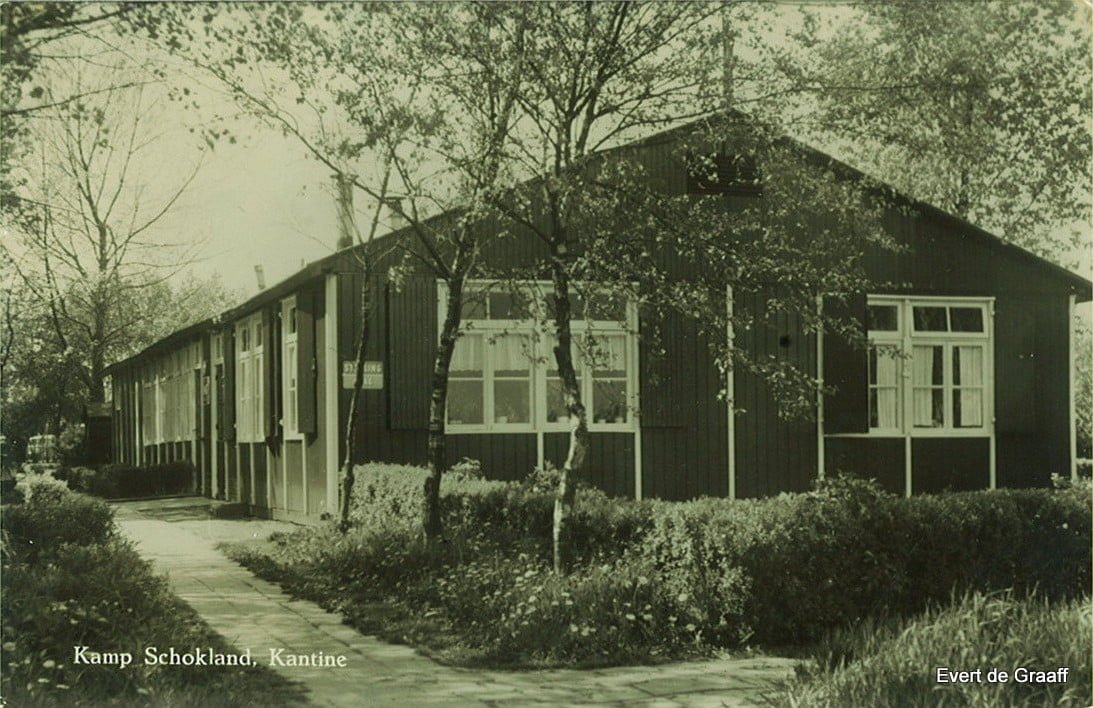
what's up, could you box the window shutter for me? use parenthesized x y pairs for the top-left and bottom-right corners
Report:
(389, 276), (435, 429)
(822, 293), (869, 434)
(262, 307), (277, 441)
(639, 310), (686, 427)
(222, 326), (236, 442)
(297, 286), (318, 435)
(995, 300), (1036, 433)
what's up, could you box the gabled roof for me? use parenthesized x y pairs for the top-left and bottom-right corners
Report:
(106, 114), (1091, 375)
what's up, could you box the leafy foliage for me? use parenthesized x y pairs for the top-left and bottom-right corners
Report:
(0, 475), (303, 705)
(229, 464), (1089, 666)
(54, 462), (195, 500)
(768, 0), (1091, 261)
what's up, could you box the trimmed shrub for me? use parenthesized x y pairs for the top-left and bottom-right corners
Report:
(2, 474), (115, 560)
(237, 467), (1089, 665)
(348, 463), (652, 563)
(637, 476), (1091, 645)
(56, 462), (195, 499)
(426, 552), (722, 664)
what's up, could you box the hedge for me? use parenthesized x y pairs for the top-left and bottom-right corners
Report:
(638, 477), (1091, 645)
(350, 462), (652, 562)
(348, 465), (1090, 648)
(54, 462), (195, 499)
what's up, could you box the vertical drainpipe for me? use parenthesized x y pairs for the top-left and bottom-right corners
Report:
(1069, 294), (1078, 481)
(815, 295), (825, 482)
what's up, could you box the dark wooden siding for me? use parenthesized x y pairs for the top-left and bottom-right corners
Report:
(824, 437), (904, 495)
(822, 293), (868, 435)
(449, 434), (536, 481)
(849, 206), (1077, 491)
(912, 438), (990, 493)
(242, 443), (254, 504)
(734, 291), (817, 498)
(545, 432), (635, 497)
(254, 443), (269, 509)
(388, 276), (436, 429)
(297, 286), (318, 434)
(285, 440), (304, 512)
(640, 317), (729, 502)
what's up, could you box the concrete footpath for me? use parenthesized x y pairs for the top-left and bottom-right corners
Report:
(115, 497), (796, 707)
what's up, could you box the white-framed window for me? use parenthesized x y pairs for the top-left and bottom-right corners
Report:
(235, 314), (265, 442)
(866, 296), (992, 436)
(282, 298), (300, 437)
(442, 281), (637, 434)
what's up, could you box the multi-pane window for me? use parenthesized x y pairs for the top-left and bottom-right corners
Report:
(445, 282), (635, 433)
(591, 334), (629, 424)
(236, 314), (265, 442)
(448, 334), (485, 425)
(866, 297), (991, 435)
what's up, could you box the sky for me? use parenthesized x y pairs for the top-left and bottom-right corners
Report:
(8, 2), (1091, 309)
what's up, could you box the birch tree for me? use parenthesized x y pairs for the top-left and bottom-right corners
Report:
(137, 3), (527, 533)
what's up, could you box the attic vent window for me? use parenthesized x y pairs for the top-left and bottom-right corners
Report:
(686, 152), (762, 196)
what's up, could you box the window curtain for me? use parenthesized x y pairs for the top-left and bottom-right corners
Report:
(873, 347), (899, 428)
(955, 346), (983, 427)
(593, 335), (627, 376)
(912, 345), (941, 426)
(451, 335), (483, 375)
(492, 335), (530, 374)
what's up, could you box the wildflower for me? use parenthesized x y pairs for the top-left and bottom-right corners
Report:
(677, 593), (689, 603)
(42, 660), (55, 669)
(625, 613), (636, 621)
(2, 642), (14, 652)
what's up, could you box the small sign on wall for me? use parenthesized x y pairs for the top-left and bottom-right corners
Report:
(342, 360), (383, 390)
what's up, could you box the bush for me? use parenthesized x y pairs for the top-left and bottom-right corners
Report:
(777, 592), (1092, 707)
(1, 476), (302, 705)
(349, 463), (654, 563)
(55, 461), (195, 499)
(2, 473), (115, 560)
(637, 476), (1091, 645)
(235, 468), (1090, 666)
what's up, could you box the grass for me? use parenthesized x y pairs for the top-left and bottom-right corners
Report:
(773, 592), (1092, 707)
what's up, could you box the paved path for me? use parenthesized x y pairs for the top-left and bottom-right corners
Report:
(115, 497), (796, 707)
